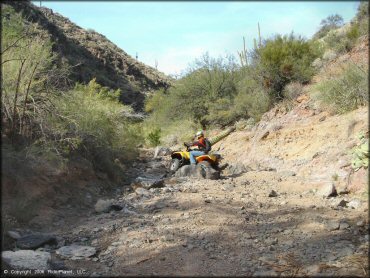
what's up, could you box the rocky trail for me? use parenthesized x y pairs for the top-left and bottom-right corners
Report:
(3, 143), (368, 277)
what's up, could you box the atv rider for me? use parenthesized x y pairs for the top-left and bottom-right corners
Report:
(185, 131), (211, 165)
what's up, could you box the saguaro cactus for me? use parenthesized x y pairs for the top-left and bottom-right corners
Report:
(237, 36), (248, 67)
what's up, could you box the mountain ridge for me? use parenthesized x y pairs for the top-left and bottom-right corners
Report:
(6, 0), (172, 110)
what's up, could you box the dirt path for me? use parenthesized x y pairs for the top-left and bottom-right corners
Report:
(49, 150), (368, 277)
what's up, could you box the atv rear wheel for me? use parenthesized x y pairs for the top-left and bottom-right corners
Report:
(170, 158), (181, 173)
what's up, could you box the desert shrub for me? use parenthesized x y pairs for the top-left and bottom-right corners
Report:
(283, 82), (304, 101)
(314, 64), (368, 114)
(324, 29), (355, 54)
(253, 33), (321, 99)
(45, 79), (143, 162)
(354, 2), (369, 36)
(144, 53), (240, 130)
(314, 14), (344, 39)
(1, 5), (69, 141)
(321, 3), (368, 55)
(233, 89), (271, 122)
(232, 74), (272, 121)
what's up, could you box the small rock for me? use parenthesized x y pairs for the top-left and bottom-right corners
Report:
(268, 190), (278, 197)
(2, 250), (51, 270)
(56, 245), (96, 260)
(319, 116), (326, 122)
(131, 177), (164, 190)
(253, 270), (278, 277)
(280, 170), (296, 177)
(339, 221), (350, 230)
(336, 199), (348, 207)
(318, 182), (337, 198)
(356, 220), (365, 227)
(327, 220), (340, 231)
(135, 187), (152, 197)
(303, 264), (321, 275)
(109, 204), (123, 211)
(94, 199), (113, 213)
(347, 199), (361, 209)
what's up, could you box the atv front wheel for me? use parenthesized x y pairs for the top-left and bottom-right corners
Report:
(170, 158), (181, 173)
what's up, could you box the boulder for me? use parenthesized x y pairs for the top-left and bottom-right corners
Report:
(56, 245), (96, 260)
(2, 250), (51, 270)
(16, 234), (57, 250)
(224, 163), (250, 176)
(175, 165), (204, 179)
(174, 164), (220, 180)
(200, 164), (220, 180)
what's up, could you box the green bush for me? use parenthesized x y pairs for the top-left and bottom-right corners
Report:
(233, 75), (271, 121)
(253, 33), (321, 99)
(314, 64), (368, 114)
(144, 53), (240, 130)
(46, 79), (143, 162)
(147, 128), (161, 147)
(324, 29), (355, 54)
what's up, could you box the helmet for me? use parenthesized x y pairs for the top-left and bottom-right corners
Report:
(196, 130), (204, 138)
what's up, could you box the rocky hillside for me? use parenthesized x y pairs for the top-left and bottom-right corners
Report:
(6, 1), (172, 110)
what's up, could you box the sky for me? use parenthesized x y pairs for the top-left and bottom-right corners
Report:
(33, 1), (360, 76)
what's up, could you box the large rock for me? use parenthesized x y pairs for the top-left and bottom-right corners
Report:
(16, 234), (57, 250)
(174, 164), (219, 180)
(154, 146), (172, 158)
(56, 245), (96, 260)
(131, 177), (164, 190)
(224, 163), (250, 176)
(175, 165), (204, 179)
(2, 250), (51, 270)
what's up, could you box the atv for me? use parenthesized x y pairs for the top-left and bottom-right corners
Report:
(169, 143), (221, 173)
